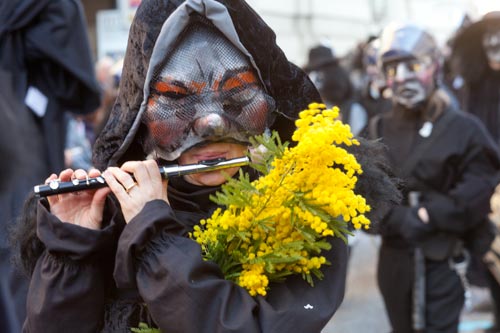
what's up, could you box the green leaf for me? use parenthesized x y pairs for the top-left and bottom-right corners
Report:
(130, 322), (162, 333)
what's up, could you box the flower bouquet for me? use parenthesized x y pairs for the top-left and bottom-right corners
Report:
(191, 103), (371, 296)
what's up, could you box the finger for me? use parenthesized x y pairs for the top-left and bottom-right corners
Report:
(121, 161), (150, 187)
(51, 169), (74, 202)
(88, 169), (110, 199)
(142, 160), (162, 190)
(45, 174), (60, 206)
(59, 169), (74, 182)
(92, 186), (111, 212)
(144, 159), (161, 184)
(103, 168), (130, 202)
(110, 165), (136, 189)
(44, 174), (58, 184)
(88, 168), (102, 178)
(73, 169), (89, 180)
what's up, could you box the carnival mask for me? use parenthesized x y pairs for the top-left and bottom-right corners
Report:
(144, 21), (275, 161)
(483, 28), (500, 70)
(383, 56), (436, 109)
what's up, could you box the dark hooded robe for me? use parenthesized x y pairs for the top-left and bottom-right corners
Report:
(0, 0), (100, 332)
(451, 11), (500, 145)
(18, 0), (400, 332)
(451, 12), (500, 330)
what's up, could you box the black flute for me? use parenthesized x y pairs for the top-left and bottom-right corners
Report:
(34, 156), (250, 197)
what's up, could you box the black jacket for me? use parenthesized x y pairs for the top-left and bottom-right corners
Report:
(370, 90), (500, 258)
(19, 0), (400, 332)
(23, 176), (348, 332)
(0, 1), (100, 332)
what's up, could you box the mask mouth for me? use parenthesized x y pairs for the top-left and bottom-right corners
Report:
(393, 80), (427, 108)
(485, 43), (500, 52)
(397, 87), (419, 98)
(485, 46), (500, 64)
(395, 80), (423, 95)
(152, 138), (249, 164)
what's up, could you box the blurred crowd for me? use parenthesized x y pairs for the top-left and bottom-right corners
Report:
(2, 0), (500, 332)
(303, 10), (500, 333)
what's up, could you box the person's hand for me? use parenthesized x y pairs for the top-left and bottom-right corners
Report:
(46, 169), (111, 230)
(418, 207), (430, 223)
(103, 160), (168, 223)
(398, 207), (433, 244)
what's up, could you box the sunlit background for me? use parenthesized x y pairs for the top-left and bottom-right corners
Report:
(81, 0), (500, 67)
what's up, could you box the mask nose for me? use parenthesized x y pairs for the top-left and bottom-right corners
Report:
(193, 113), (227, 137)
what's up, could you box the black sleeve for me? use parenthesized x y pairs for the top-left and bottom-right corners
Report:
(23, 200), (121, 333)
(423, 133), (500, 233)
(378, 205), (434, 243)
(114, 200), (348, 333)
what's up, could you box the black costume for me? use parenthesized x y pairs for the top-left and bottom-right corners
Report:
(0, 0), (100, 331)
(451, 12), (500, 332)
(450, 12), (500, 145)
(17, 0), (400, 332)
(370, 90), (500, 332)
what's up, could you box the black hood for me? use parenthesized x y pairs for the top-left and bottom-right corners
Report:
(93, 0), (321, 170)
(0, 0), (100, 112)
(452, 11), (500, 84)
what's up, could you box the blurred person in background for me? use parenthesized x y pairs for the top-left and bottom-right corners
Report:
(440, 14), (472, 110)
(0, 0), (100, 331)
(92, 56), (123, 140)
(355, 36), (392, 128)
(304, 44), (368, 136)
(369, 23), (500, 333)
(452, 11), (500, 333)
(64, 57), (124, 171)
(64, 114), (94, 171)
(452, 11), (500, 145)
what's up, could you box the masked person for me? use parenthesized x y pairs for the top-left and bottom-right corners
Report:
(304, 45), (368, 136)
(0, 1), (100, 332)
(14, 1), (400, 332)
(451, 11), (500, 145)
(367, 23), (500, 333)
(451, 11), (500, 333)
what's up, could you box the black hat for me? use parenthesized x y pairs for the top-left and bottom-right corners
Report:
(303, 45), (338, 72)
(378, 23), (439, 64)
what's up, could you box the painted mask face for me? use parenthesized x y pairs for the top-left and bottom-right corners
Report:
(383, 56), (436, 109)
(483, 28), (500, 70)
(144, 22), (275, 161)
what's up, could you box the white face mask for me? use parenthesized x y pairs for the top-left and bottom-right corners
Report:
(483, 29), (500, 70)
(383, 57), (436, 109)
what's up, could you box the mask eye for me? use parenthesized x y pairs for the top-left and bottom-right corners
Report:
(151, 81), (189, 101)
(409, 61), (421, 73)
(384, 65), (396, 79)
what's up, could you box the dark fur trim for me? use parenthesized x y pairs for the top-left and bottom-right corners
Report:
(347, 138), (403, 231)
